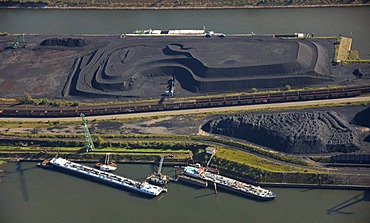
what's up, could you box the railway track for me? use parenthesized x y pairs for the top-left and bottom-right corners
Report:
(1, 85), (369, 118)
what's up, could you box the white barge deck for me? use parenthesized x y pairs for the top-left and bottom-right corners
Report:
(49, 157), (166, 197)
(183, 166), (276, 200)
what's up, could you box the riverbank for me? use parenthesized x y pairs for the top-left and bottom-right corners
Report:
(1, 159), (369, 191)
(1, 3), (369, 10)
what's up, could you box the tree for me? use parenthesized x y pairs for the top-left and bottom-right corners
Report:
(21, 93), (34, 104)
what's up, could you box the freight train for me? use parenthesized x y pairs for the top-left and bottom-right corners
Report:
(0, 85), (369, 118)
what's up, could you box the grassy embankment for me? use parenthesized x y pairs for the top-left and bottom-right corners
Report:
(0, 137), (334, 184)
(0, 131), (318, 173)
(0, 131), (350, 184)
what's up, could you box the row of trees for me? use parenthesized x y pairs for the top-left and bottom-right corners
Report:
(18, 93), (80, 107)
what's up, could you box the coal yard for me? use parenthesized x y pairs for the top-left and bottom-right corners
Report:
(1, 34), (369, 101)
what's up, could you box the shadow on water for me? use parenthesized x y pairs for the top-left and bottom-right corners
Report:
(127, 191), (157, 200)
(46, 168), (153, 200)
(16, 162), (30, 202)
(195, 192), (216, 199)
(4, 163), (37, 176)
(3, 162), (34, 202)
(301, 188), (314, 192)
(327, 191), (370, 215)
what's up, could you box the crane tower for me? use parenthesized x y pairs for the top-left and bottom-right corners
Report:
(80, 113), (95, 152)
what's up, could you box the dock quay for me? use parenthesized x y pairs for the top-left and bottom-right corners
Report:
(44, 157), (167, 197)
(336, 37), (352, 63)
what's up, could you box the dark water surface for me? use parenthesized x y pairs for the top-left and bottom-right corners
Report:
(0, 162), (369, 223)
(0, 7), (369, 58)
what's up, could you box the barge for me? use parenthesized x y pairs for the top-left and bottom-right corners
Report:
(46, 157), (167, 197)
(129, 27), (225, 37)
(183, 165), (276, 201)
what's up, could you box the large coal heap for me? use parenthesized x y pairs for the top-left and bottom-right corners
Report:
(1, 35), (369, 101)
(202, 111), (360, 154)
(67, 37), (334, 97)
(40, 38), (89, 47)
(365, 135), (370, 143)
(353, 106), (370, 128)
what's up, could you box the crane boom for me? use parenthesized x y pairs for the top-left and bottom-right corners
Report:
(80, 113), (95, 152)
(157, 156), (164, 175)
(206, 152), (216, 167)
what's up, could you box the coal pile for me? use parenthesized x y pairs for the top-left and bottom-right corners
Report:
(1, 34), (369, 101)
(40, 38), (88, 47)
(364, 135), (370, 143)
(67, 37), (334, 97)
(202, 111), (360, 154)
(353, 107), (370, 128)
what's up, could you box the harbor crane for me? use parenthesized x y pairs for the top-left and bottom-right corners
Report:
(205, 147), (218, 168)
(206, 152), (216, 167)
(80, 113), (95, 152)
(157, 156), (165, 176)
(147, 156), (169, 186)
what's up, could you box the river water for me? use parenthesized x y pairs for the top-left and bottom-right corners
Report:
(0, 162), (369, 223)
(0, 7), (369, 58)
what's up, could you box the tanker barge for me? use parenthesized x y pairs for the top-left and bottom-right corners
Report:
(182, 165), (276, 201)
(43, 157), (167, 197)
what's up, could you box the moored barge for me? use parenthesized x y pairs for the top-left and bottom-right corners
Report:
(183, 165), (276, 201)
(46, 157), (166, 197)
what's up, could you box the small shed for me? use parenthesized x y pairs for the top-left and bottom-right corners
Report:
(205, 147), (217, 155)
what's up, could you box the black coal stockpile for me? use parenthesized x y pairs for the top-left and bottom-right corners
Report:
(202, 111), (360, 154)
(364, 135), (370, 143)
(40, 38), (88, 47)
(67, 37), (334, 97)
(353, 107), (370, 128)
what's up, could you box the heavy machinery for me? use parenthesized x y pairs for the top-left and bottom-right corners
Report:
(80, 113), (95, 152)
(12, 33), (26, 49)
(147, 156), (169, 186)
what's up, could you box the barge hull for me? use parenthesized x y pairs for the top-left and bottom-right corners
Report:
(177, 175), (208, 187)
(48, 157), (165, 197)
(182, 165), (276, 200)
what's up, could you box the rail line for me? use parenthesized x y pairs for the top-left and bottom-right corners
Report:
(0, 85), (369, 118)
